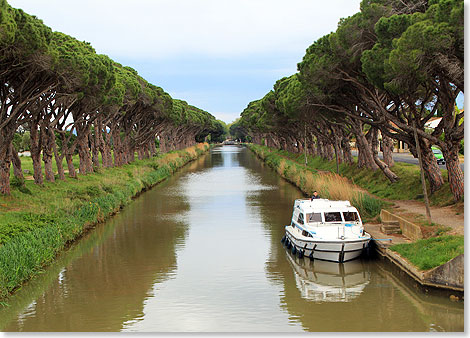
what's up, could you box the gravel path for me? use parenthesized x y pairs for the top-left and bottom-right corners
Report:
(391, 200), (464, 236)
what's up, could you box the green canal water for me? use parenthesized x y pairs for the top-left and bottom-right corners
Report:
(0, 146), (464, 332)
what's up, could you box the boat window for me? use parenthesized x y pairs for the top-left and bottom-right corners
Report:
(293, 210), (299, 222)
(297, 213), (304, 225)
(302, 230), (312, 238)
(307, 213), (322, 223)
(324, 212), (342, 222)
(343, 211), (359, 222)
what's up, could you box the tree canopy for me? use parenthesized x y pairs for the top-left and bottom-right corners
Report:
(234, 0), (464, 201)
(0, 0), (222, 194)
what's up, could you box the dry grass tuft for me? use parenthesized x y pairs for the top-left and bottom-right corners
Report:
(157, 152), (180, 166)
(277, 159), (287, 176)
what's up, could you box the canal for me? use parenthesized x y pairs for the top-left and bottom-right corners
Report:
(0, 146), (464, 332)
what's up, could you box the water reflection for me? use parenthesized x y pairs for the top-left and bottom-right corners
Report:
(285, 254), (370, 303)
(121, 145), (296, 332)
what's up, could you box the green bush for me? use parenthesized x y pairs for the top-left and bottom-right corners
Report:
(352, 193), (384, 220)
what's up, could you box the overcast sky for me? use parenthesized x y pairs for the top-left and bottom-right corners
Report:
(9, 0), (365, 123)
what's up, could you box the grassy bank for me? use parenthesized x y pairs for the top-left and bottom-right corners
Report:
(249, 145), (458, 206)
(390, 235), (464, 270)
(247, 144), (464, 271)
(247, 144), (384, 220)
(0, 143), (209, 303)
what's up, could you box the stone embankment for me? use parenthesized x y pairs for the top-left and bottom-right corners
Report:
(365, 209), (464, 295)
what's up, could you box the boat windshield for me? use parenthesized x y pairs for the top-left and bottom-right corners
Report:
(324, 212), (342, 222)
(306, 212), (322, 223)
(305, 211), (360, 224)
(343, 211), (359, 222)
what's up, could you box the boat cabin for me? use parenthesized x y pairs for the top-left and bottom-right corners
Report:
(291, 199), (362, 227)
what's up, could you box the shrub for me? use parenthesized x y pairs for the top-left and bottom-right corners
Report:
(352, 193), (384, 220)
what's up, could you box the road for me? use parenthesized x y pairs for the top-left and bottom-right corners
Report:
(351, 150), (464, 171)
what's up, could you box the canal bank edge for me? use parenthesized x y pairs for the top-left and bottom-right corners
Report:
(244, 143), (464, 295)
(0, 143), (210, 303)
(372, 239), (464, 294)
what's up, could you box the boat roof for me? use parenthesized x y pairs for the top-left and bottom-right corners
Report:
(294, 199), (359, 213)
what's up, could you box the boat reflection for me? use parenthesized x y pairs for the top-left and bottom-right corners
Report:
(286, 253), (370, 303)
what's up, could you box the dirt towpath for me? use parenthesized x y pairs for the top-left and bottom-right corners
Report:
(390, 200), (464, 236)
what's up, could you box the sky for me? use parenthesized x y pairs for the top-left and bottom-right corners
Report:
(8, 0), (368, 124)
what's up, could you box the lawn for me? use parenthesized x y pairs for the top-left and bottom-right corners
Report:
(390, 235), (464, 270)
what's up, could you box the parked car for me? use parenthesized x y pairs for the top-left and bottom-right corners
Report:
(432, 146), (446, 165)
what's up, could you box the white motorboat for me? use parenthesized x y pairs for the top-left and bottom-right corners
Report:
(281, 198), (371, 263)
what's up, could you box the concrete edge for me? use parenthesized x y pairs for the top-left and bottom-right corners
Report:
(374, 242), (464, 292)
(380, 209), (423, 241)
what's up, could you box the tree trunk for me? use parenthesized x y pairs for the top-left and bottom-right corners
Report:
(353, 123), (378, 170)
(77, 134), (91, 174)
(10, 144), (24, 181)
(279, 136), (287, 151)
(90, 129), (100, 169)
(0, 144), (11, 195)
(144, 143), (150, 159)
(438, 94), (464, 201)
(333, 140), (340, 173)
(442, 142), (464, 201)
(0, 131), (15, 194)
(137, 148), (144, 160)
(316, 138), (323, 158)
(149, 139), (157, 157)
(52, 134), (66, 181)
(76, 123), (93, 174)
(409, 143), (444, 194)
(333, 136), (342, 164)
(30, 121), (44, 185)
(159, 134), (166, 154)
(382, 134), (395, 167)
(325, 143), (335, 161)
(125, 135), (135, 163)
(370, 127), (399, 183)
(112, 127), (123, 166)
(297, 138), (304, 155)
(413, 121), (432, 222)
(60, 132), (77, 179)
(271, 134), (281, 149)
(342, 137), (353, 164)
(307, 134), (316, 157)
(41, 125), (55, 182)
(102, 130), (113, 167)
(65, 151), (77, 179)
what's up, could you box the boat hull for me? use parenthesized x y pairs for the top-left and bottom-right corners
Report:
(284, 226), (370, 263)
